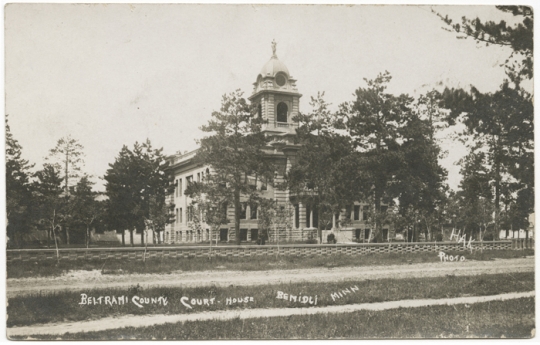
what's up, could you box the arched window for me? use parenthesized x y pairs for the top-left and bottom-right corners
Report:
(257, 103), (262, 119)
(277, 102), (288, 123)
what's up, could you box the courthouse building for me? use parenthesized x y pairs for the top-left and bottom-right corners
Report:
(163, 44), (393, 244)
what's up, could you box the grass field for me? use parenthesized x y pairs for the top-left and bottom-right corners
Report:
(10, 297), (535, 340)
(7, 272), (534, 327)
(7, 249), (534, 279)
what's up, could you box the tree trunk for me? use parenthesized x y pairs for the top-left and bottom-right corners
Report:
(141, 230), (144, 247)
(130, 229), (134, 247)
(86, 225), (90, 248)
(65, 226), (70, 245)
(47, 229), (51, 249)
(121, 231), (125, 246)
(234, 190), (241, 245)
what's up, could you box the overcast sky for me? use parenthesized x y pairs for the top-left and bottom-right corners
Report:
(5, 4), (523, 191)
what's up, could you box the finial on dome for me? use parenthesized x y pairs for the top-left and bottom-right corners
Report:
(271, 39), (277, 58)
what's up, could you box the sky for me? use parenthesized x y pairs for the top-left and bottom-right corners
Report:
(5, 4), (524, 191)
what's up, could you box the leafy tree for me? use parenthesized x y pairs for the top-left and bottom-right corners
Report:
(6, 116), (34, 248)
(435, 5), (533, 81)
(104, 140), (174, 246)
(185, 175), (229, 246)
(396, 96), (448, 241)
(33, 165), (64, 260)
(456, 150), (493, 240)
(45, 135), (85, 244)
(285, 93), (356, 243)
(338, 72), (412, 241)
(192, 90), (275, 244)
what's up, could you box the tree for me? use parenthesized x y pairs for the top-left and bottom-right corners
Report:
(33, 165), (64, 260)
(6, 115), (34, 248)
(45, 135), (85, 244)
(70, 176), (103, 248)
(104, 140), (174, 246)
(436, 6), (534, 238)
(435, 5), (533, 82)
(185, 174), (229, 246)
(192, 90), (275, 245)
(441, 82), (534, 236)
(285, 93), (356, 243)
(338, 72), (412, 241)
(395, 95), (448, 241)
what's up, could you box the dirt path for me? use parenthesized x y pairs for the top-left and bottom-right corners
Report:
(7, 291), (535, 338)
(7, 257), (534, 298)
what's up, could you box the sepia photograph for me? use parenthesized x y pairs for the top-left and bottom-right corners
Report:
(4, 2), (535, 340)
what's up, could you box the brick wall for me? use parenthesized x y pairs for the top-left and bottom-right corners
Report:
(6, 241), (517, 262)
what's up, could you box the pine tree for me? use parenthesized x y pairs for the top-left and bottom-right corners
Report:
(6, 115), (34, 248)
(104, 140), (174, 246)
(192, 90), (274, 245)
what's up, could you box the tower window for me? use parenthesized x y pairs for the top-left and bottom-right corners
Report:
(277, 102), (288, 123)
(258, 103), (262, 119)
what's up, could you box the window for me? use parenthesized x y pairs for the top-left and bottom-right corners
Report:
(365, 228), (371, 240)
(277, 102), (288, 122)
(250, 204), (258, 220)
(240, 203), (247, 220)
(251, 229), (258, 241)
(355, 229), (361, 240)
(206, 229), (209, 241)
(261, 177), (268, 191)
(179, 179), (183, 196)
(345, 205), (352, 220)
(363, 206), (369, 221)
(222, 202), (228, 218)
(179, 208), (183, 223)
(197, 173), (201, 183)
(383, 228), (389, 241)
(175, 208), (179, 223)
(335, 211), (340, 227)
(197, 230), (201, 242)
(179, 231), (182, 242)
(187, 206), (193, 222)
(240, 229), (248, 241)
(313, 206), (319, 228)
(186, 176), (193, 186)
(248, 176), (257, 191)
(306, 205), (311, 227)
(175, 179), (178, 197)
(294, 204), (300, 229)
(354, 205), (360, 221)
(257, 103), (262, 118)
(220, 228), (228, 242)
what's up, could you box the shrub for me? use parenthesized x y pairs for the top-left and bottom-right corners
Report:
(327, 233), (336, 244)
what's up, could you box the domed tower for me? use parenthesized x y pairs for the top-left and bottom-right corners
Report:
(249, 40), (302, 137)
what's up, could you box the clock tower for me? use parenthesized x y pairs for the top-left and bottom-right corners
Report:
(249, 40), (302, 140)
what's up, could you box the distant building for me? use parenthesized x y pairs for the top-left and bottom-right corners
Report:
(164, 45), (393, 244)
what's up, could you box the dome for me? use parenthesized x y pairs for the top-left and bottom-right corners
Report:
(260, 56), (290, 78)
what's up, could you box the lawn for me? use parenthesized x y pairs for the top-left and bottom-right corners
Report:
(10, 297), (535, 339)
(7, 249), (534, 279)
(7, 272), (534, 327)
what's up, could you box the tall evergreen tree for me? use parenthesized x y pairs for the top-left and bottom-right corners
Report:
(104, 140), (174, 246)
(6, 116), (34, 247)
(338, 72), (411, 241)
(191, 90), (274, 245)
(45, 135), (85, 244)
(34, 164), (64, 258)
